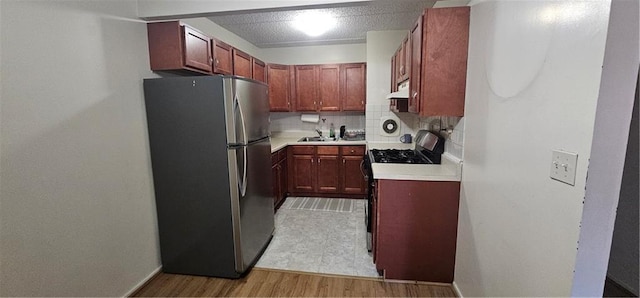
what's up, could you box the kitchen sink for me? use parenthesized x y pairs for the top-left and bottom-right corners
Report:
(297, 136), (337, 142)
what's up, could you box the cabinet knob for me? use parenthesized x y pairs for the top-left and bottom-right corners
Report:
(215, 59), (219, 65)
(343, 159), (346, 164)
(350, 150), (355, 153)
(413, 91), (418, 99)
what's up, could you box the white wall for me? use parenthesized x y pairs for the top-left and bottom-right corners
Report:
(365, 30), (419, 142)
(571, 0), (639, 294)
(261, 43), (366, 65)
(0, 1), (160, 296)
(455, 0), (612, 296)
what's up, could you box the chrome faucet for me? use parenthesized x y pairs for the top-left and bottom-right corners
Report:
(315, 128), (323, 137)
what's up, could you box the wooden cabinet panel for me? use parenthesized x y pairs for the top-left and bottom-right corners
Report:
(289, 153), (315, 193)
(409, 16), (422, 114)
(342, 156), (365, 194)
(232, 48), (252, 78)
(318, 65), (341, 111)
(183, 26), (213, 72)
(294, 65), (317, 111)
(252, 58), (266, 83)
(272, 149), (288, 210)
(267, 64), (292, 112)
(340, 146), (365, 156)
(407, 7), (469, 116)
(212, 38), (233, 75)
(147, 21), (212, 75)
(317, 155), (340, 193)
(341, 63), (366, 111)
(375, 179), (460, 283)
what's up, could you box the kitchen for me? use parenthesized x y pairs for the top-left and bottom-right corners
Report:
(0, 0), (637, 297)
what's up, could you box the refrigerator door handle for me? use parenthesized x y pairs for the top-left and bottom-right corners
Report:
(235, 95), (248, 197)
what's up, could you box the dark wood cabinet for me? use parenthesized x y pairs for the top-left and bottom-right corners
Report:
(147, 21), (212, 74)
(341, 63), (366, 111)
(394, 36), (410, 84)
(212, 38), (233, 75)
(288, 145), (365, 197)
(252, 58), (267, 83)
(293, 63), (366, 112)
(294, 65), (318, 111)
(267, 64), (292, 111)
(317, 65), (341, 111)
(316, 146), (340, 193)
(340, 146), (366, 194)
(232, 48), (252, 78)
(409, 7), (470, 116)
(373, 179), (460, 283)
(271, 148), (287, 210)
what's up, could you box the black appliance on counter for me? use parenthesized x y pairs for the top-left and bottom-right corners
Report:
(363, 130), (445, 251)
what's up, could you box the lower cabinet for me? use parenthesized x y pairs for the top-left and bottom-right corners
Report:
(288, 145), (366, 197)
(271, 148), (287, 210)
(373, 179), (460, 283)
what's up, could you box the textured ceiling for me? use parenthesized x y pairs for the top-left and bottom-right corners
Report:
(207, 0), (437, 48)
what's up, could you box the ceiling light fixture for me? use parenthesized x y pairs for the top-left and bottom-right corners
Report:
(292, 11), (337, 37)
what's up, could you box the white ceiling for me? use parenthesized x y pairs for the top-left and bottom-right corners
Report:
(207, 0), (437, 48)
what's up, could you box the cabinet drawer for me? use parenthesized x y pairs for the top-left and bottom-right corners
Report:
(291, 146), (315, 155)
(317, 146), (339, 155)
(271, 152), (279, 165)
(341, 146), (365, 156)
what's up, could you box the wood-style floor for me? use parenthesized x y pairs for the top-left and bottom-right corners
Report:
(132, 268), (457, 297)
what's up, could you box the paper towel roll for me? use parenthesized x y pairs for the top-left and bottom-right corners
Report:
(301, 114), (320, 123)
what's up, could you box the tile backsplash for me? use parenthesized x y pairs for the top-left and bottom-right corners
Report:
(272, 107), (464, 160)
(270, 112), (365, 133)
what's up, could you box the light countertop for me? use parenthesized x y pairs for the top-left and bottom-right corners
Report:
(270, 132), (366, 152)
(270, 133), (462, 182)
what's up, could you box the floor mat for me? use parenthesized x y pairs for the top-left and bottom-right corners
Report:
(283, 197), (354, 213)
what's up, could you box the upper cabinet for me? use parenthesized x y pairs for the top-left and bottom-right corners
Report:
(293, 63), (366, 112)
(212, 38), (233, 75)
(395, 36), (410, 84)
(267, 64), (292, 112)
(317, 65), (341, 111)
(408, 7), (470, 117)
(252, 58), (267, 83)
(232, 48), (252, 79)
(294, 65), (318, 111)
(147, 21), (212, 74)
(342, 63), (367, 111)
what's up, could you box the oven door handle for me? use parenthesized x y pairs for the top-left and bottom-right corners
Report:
(360, 159), (369, 180)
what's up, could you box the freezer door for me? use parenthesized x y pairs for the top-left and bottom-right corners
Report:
(226, 77), (270, 145)
(228, 138), (274, 273)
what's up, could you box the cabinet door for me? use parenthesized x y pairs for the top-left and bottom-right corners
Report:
(408, 15), (423, 114)
(232, 48), (252, 78)
(390, 55), (397, 92)
(341, 63), (366, 111)
(342, 156), (366, 194)
(317, 154), (340, 193)
(294, 65), (318, 111)
(266, 64), (291, 112)
(402, 36), (411, 82)
(212, 38), (233, 75)
(420, 7), (470, 117)
(252, 58), (267, 83)
(290, 154), (315, 193)
(317, 65), (341, 111)
(272, 163), (280, 209)
(182, 25), (212, 73)
(279, 158), (287, 201)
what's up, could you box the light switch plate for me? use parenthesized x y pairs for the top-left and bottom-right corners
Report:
(550, 150), (578, 186)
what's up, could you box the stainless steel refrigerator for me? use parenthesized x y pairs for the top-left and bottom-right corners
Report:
(143, 76), (274, 278)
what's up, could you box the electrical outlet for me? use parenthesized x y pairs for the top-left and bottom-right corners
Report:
(550, 150), (578, 186)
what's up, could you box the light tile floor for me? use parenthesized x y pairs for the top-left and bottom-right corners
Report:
(255, 198), (380, 278)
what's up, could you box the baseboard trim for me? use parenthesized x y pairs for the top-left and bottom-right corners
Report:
(124, 266), (162, 297)
(452, 281), (463, 298)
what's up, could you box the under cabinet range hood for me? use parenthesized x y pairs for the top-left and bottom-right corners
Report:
(386, 80), (409, 99)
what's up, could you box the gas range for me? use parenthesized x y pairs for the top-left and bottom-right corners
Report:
(369, 149), (434, 164)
